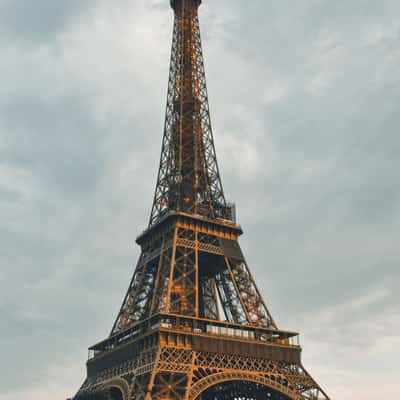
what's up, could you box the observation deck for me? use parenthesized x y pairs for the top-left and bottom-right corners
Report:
(87, 314), (301, 377)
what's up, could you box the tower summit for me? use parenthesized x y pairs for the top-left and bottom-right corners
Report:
(71, 2), (330, 400)
(151, 0), (228, 227)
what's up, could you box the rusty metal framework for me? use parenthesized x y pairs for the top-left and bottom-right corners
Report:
(149, 0), (229, 226)
(111, 214), (276, 335)
(75, 314), (329, 400)
(71, 1), (331, 400)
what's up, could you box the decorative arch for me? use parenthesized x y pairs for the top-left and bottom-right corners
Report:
(102, 378), (131, 400)
(189, 372), (301, 400)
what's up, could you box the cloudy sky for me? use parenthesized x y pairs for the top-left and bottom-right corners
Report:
(1, 0), (399, 399)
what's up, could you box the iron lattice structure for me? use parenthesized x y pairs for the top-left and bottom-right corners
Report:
(71, 1), (331, 400)
(149, 0), (228, 226)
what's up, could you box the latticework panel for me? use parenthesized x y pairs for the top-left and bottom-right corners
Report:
(226, 258), (276, 328)
(149, 347), (329, 400)
(167, 228), (198, 316)
(75, 343), (329, 400)
(112, 220), (277, 334)
(112, 227), (175, 335)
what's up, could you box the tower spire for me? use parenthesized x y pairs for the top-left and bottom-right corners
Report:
(150, 0), (228, 226)
(170, 0), (202, 13)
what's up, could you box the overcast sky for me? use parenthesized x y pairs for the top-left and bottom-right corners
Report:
(0, 1), (399, 399)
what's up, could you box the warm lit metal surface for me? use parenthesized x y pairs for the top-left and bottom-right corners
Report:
(72, 1), (330, 399)
(149, 0), (229, 226)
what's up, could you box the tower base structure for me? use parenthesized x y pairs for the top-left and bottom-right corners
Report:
(74, 214), (329, 400)
(75, 315), (327, 400)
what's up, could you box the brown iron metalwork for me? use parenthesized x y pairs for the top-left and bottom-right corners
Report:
(149, 0), (229, 227)
(71, 1), (331, 399)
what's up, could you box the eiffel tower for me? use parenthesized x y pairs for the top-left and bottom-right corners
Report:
(71, 1), (330, 399)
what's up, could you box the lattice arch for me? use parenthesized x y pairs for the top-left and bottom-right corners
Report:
(189, 372), (301, 400)
(100, 378), (131, 400)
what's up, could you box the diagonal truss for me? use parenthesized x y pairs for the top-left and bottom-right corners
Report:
(111, 218), (277, 335)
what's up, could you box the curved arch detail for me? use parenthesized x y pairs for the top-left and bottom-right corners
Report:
(102, 378), (130, 400)
(189, 372), (301, 400)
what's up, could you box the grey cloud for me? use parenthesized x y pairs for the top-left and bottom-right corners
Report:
(1, 95), (105, 194)
(0, 0), (95, 44)
(201, 0), (400, 311)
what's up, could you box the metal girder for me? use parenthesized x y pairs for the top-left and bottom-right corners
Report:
(76, 342), (329, 400)
(199, 277), (219, 320)
(112, 218), (277, 332)
(226, 258), (277, 328)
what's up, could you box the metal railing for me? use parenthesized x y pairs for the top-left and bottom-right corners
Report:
(88, 313), (300, 360)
